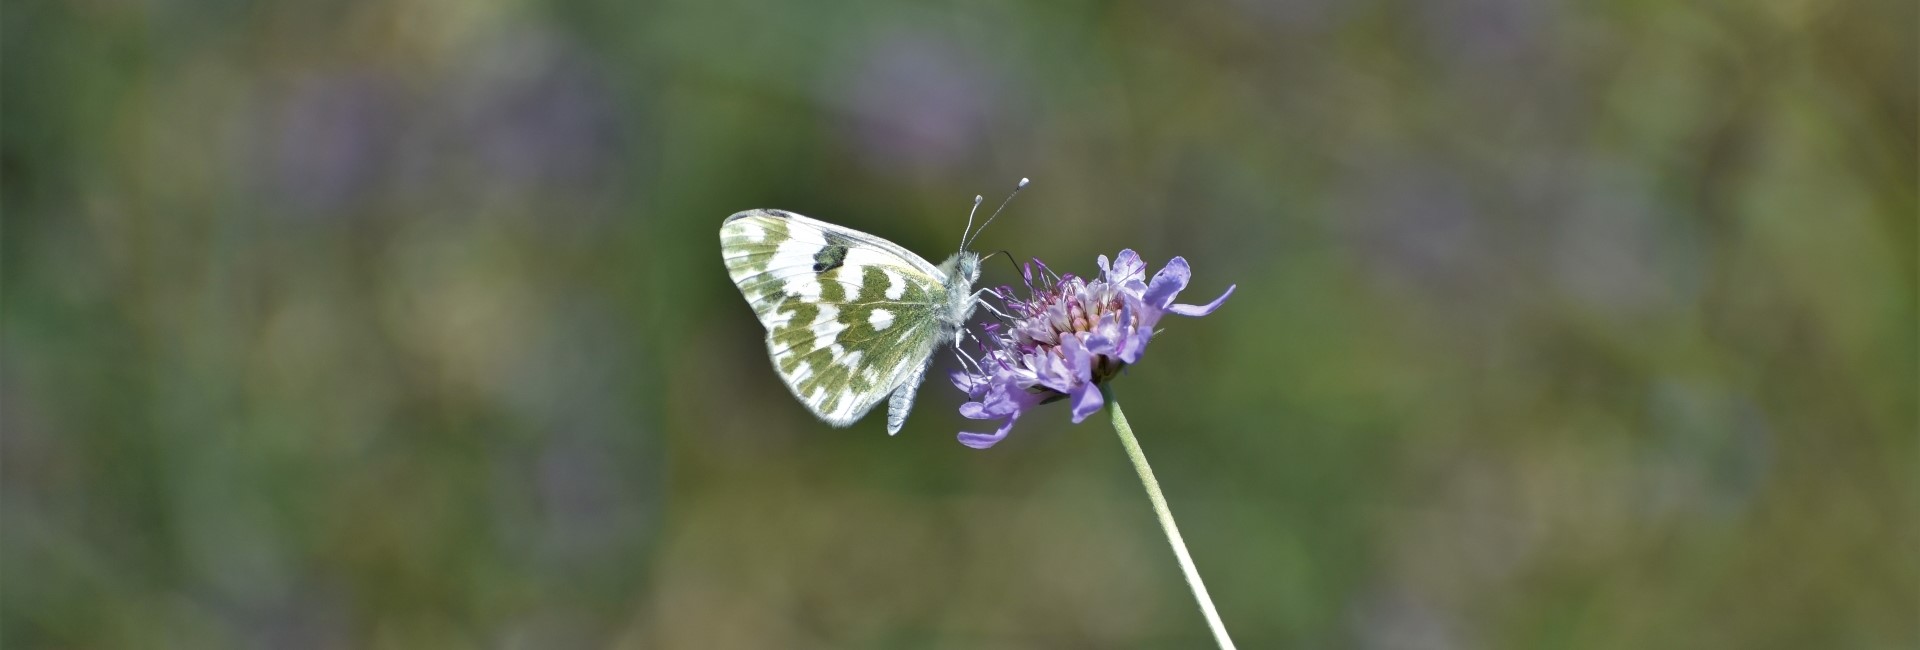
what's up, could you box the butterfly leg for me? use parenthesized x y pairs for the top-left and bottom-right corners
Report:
(951, 342), (985, 376)
(969, 289), (1014, 321)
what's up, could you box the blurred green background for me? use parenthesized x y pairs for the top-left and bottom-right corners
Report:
(3, 0), (1914, 647)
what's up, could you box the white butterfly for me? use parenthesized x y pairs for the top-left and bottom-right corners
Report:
(718, 180), (1026, 434)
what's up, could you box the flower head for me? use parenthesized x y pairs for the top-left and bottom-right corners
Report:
(951, 250), (1234, 448)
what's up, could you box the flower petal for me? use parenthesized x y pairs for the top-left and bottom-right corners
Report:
(1118, 329), (1152, 364)
(950, 369), (983, 395)
(958, 414), (1018, 449)
(1030, 351), (1073, 394)
(1111, 249), (1147, 283)
(1068, 382), (1104, 423)
(1059, 335), (1094, 383)
(959, 401), (994, 419)
(1169, 284), (1235, 317)
(1108, 301), (1151, 364)
(1144, 256), (1191, 309)
(1086, 310), (1124, 356)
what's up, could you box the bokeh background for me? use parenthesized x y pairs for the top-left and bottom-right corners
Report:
(4, 0), (1915, 647)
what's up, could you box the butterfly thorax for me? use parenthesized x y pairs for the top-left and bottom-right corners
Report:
(935, 251), (982, 343)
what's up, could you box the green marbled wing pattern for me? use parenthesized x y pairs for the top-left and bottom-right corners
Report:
(720, 210), (948, 426)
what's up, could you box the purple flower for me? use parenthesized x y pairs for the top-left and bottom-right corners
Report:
(951, 250), (1235, 449)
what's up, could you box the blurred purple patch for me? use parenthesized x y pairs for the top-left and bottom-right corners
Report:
(833, 31), (1001, 173)
(1229, 0), (1347, 34)
(1340, 160), (1491, 299)
(231, 581), (354, 650)
(268, 75), (398, 216)
(535, 427), (627, 556)
(452, 30), (625, 197)
(1349, 583), (1465, 650)
(1546, 162), (1698, 319)
(1416, 0), (1557, 72)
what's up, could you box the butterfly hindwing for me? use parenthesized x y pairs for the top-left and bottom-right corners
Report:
(721, 210), (951, 427)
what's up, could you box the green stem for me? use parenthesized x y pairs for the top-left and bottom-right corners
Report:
(1105, 387), (1237, 650)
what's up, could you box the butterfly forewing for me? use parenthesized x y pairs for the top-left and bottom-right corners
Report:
(720, 210), (949, 426)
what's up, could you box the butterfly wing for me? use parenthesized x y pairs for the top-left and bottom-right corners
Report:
(720, 209), (948, 428)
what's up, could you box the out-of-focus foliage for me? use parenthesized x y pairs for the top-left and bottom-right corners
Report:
(2, 0), (1913, 647)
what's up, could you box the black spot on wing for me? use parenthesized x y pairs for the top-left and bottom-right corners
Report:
(812, 231), (855, 273)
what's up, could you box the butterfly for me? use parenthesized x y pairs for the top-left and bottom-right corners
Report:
(719, 179), (1026, 434)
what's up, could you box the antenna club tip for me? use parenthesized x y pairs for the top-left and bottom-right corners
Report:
(974, 195), (984, 204)
(1017, 177), (1031, 188)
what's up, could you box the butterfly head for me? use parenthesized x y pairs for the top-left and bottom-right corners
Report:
(939, 250), (982, 289)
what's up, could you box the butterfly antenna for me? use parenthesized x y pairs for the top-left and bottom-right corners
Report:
(993, 249), (1023, 278)
(962, 177), (1029, 250)
(958, 194), (985, 248)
